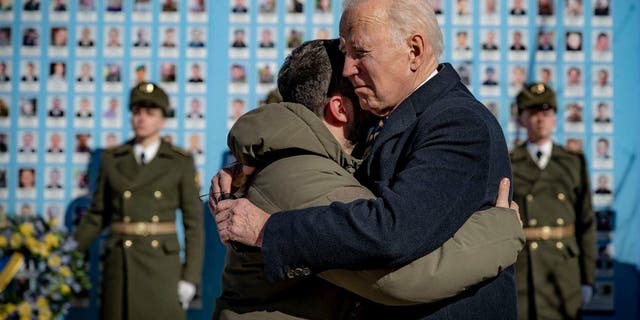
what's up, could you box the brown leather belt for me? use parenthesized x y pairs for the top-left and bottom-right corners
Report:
(524, 224), (575, 240)
(111, 222), (176, 236)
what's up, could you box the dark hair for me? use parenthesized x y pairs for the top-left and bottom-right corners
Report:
(277, 39), (356, 117)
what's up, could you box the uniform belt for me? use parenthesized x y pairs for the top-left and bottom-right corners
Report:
(111, 222), (176, 236)
(524, 224), (575, 240)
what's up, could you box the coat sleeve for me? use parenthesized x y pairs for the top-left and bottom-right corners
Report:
(575, 153), (596, 286)
(179, 155), (204, 285)
(73, 152), (111, 252)
(319, 206), (524, 306)
(261, 107), (505, 281)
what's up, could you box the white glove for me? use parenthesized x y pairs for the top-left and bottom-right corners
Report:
(581, 285), (593, 305)
(177, 280), (196, 310)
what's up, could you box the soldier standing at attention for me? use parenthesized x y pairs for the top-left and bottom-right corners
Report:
(73, 82), (204, 320)
(511, 83), (596, 320)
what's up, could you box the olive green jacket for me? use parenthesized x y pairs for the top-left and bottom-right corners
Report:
(73, 141), (204, 320)
(511, 144), (596, 320)
(215, 103), (524, 319)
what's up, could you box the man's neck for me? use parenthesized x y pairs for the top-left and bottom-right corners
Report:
(135, 134), (161, 147)
(528, 137), (551, 147)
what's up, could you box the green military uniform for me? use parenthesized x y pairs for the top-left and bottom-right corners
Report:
(511, 83), (596, 320)
(73, 82), (204, 320)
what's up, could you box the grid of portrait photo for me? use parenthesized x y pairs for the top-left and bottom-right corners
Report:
(227, 0), (336, 129)
(438, 0), (614, 311)
(0, 0), (214, 224)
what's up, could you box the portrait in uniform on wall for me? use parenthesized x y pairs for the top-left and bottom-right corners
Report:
(46, 132), (65, 153)
(160, 26), (178, 48)
(565, 137), (583, 153)
(258, 27), (276, 48)
(76, 61), (94, 83)
(188, 63), (205, 83)
(18, 131), (37, 153)
(227, 97), (246, 128)
(593, 66), (613, 97)
(231, 0), (248, 13)
(537, 31), (554, 51)
(132, 27), (151, 47)
(77, 26), (95, 48)
(105, 26), (122, 48)
(230, 63), (246, 83)
(594, 173), (613, 195)
(593, 137), (614, 169)
(75, 133), (92, 154)
(509, 30), (527, 51)
(47, 96), (65, 118)
(104, 62), (122, 83)
(20, 61), (39, 83)
(481, 30), (499, 51)
(286, 28), (304, 48)
(45, 167), (64, 189)
(23, 0), (41, 11)
(429, 0), (443, 15)
(565, 0), (583, 17)
(230, 28), (248, 48)
(186, 97), (205, 119)
(75, 96), (94, 119)
(0, 27), (11, 47)
(594, 0), (610, 16)
(593, 101), (612, 125)
(537, 0), (554, 16)
(22, 27), (39, 47)
(510, 0), (527, 15)
(188, 27), (206, 48)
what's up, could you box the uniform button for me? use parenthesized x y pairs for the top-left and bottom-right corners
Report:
(124, 190), (132, 199)
(526, 194), (534, 202)
(541, 226), (551, 240)
(286, 270), (295, 279)
(151, 215), (159, 223)
(557, 193), (566, 201)
(123, 216), (131, 223)
(529, 218), (538, 227)
(556, 218), (565, 225)
(556, 242), (564, 249)
(530, 241), (538, 250)
(151, 240), (159, 248)
(124, 240), (133, 248)
(154, 191), (162, 199)
(302, 267), (311, 276)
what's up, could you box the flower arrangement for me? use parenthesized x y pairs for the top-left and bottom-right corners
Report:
(0, 214), (90, 319)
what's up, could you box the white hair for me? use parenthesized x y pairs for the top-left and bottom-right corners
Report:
(342, 0), (443, 58)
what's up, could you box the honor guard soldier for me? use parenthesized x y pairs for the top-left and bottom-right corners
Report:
(511, 83), (596, 320)
(74, 82), (204, 320)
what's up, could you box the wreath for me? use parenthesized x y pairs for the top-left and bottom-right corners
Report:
(0, 214), (90, 319)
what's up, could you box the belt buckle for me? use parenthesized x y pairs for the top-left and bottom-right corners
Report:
(135, 222), (149, 236)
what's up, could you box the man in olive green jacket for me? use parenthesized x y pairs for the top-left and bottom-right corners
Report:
(214, 39), (523, 319)
(74, 82), (204, 320)
(512, 83), (596, 320)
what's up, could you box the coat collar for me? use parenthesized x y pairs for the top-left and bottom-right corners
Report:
(112, 139), (176, 190)
(365, 63), (461, 162)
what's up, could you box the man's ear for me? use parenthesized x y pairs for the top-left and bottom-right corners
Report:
(408, 33), (426, 71)
(324, 95), (349, 125)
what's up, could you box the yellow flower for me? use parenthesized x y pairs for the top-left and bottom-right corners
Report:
(0, 235), (7, 248)
(20, 317), (31, 320)
(5, 303), (16, 313)
(10, 233), (22, 249)
(59, 266), (71, 278)
(49, 218), (59, 228)
(17, 301), (31, 317)
(38, 311), (52, 320)
(18, 222), (35, 236)
(44, 233), (60, 249)
(25, 236), (38, 251)
(59, 283), (71, 295)
(47, 255), (61, 268)
(36, 296), (49, 308)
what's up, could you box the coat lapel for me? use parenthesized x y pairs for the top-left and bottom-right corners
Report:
(363, 63), (463, 174)
(113, 141), (140, 183)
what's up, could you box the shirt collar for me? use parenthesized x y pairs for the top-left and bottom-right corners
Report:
(133, 139), (161, 164)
